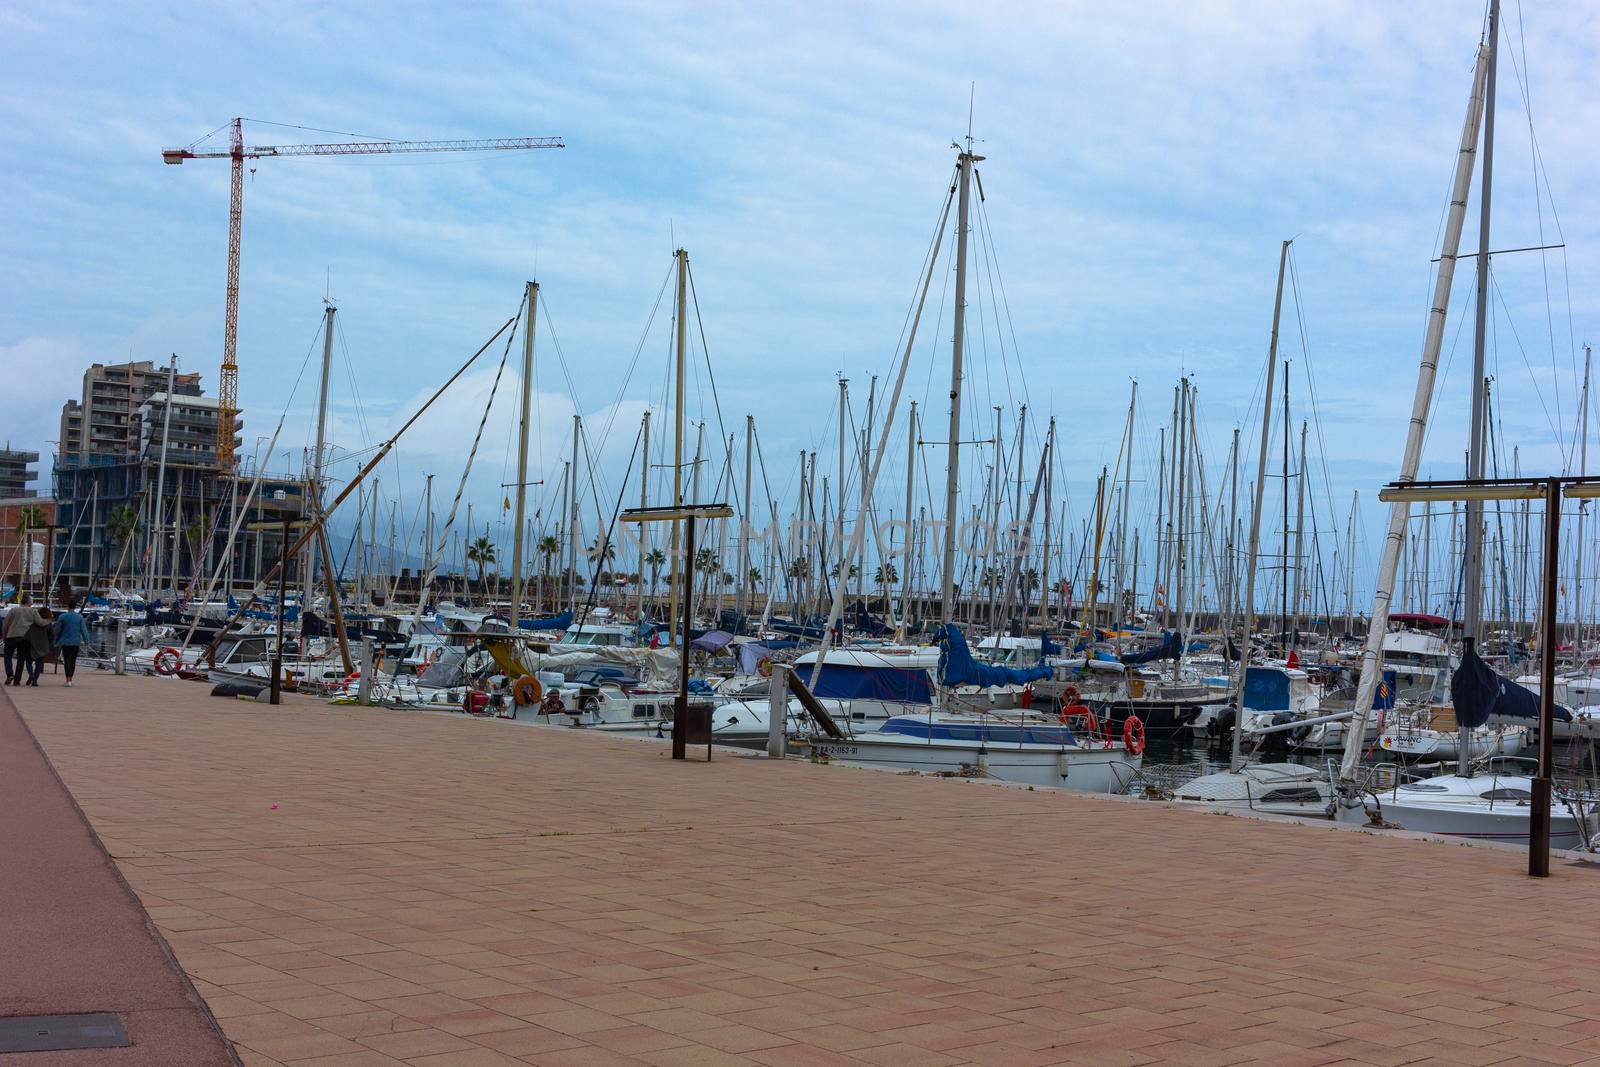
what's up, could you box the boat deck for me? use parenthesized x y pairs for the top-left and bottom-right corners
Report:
(7, 667), (1600, 1066)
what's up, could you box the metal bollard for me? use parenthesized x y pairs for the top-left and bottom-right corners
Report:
(357, 637), (374, 705)
(766, 665), (787, 759)
(114, 619), (127, 676)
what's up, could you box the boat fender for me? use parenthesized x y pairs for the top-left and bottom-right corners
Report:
(1124, 715), (1146, 756)
(154, 647), (182, 676)
(512, 675), (542, 706)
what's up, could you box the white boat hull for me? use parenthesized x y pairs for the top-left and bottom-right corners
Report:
(803, 735), (1140, 794)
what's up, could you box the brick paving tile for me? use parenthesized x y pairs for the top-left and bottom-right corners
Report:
(12, 671), (1600, 1067)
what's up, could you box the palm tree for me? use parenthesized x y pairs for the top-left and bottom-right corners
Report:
(105, 504), (139, 582)
(466, 535), (497, 603)
(586, 535), (615, 604)
(536, 534), (560, 608)
(695, 548), (719, 602)
(747, 566), (762, 593)
(644, 548), (666, 607)
(874, 562), (899, 607)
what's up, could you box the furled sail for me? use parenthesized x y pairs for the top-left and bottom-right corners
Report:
(1451, 643), (1570, 727)
(936, 624), (1051, 688)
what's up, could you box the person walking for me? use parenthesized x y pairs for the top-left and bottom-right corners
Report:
(51, 600), (88, 687)
(3, 596), (40, 685)
(24, 606), (54, 686)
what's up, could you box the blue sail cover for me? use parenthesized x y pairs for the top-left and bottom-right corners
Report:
(1041, 632), (1062, 655)
(1243, 666), (1290, 712)
(1120, 631), (1181, 665)
(812, 662), (933, 704)
(936, 624), (1051, 689)
(1451, 644), (1570, 727)
(518, 610), (573, 632)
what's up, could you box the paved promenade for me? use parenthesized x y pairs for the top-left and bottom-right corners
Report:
(9, 668), (1600, 1066)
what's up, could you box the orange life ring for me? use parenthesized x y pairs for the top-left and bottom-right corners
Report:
(757, 656), (773, 678)
(512, 675), (542, 706)
(1061, 684), (1082, 707)
(1060, 704), (1096, 739)
(1124, 715), (1146, 756)
(154, 647), (182, 676)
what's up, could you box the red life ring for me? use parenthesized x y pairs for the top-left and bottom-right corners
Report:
(1124, 715), (1146, 756)
(1060, 704), (1096, 739)
(1061, 684), (1082, 707)
(342, 670), (361, 688)
(154, 647), (182, 676)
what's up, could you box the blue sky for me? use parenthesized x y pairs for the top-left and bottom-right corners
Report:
(3, 1), (1597, 608)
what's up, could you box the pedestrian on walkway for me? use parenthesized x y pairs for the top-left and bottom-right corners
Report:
(52, 599), (88, 687)
(25, 606), (54, 686)
(3, 596), (40, 686)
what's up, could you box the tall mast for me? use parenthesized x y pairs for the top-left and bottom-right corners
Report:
(1457, 0), (1499, 775)
(1340, 43), (1491, 784)
(146, 353), (177, 595)
(1464, 0), (1499, 651)
(1172, 378), (1189, 682)
(510, 280), (538, 628)
(638, 409), (650, 619)
(568, 414), (580, 615)
(1576, 347), (1591, 644)
(901, 402), (917, 638)
(1230, 240), (1290, 772)
(421, 473), (433, 610)
(1117, 385), (1135, 623)
(1039, 417), (1055, 631)
(740, 414), (754, 615)
(940, 142), (979, 622)
(1292, 419), (1308, 648)
(1281, 361), (1291, 646)
(837, 377), (849, 598)
(669, 248), (688, 635)
(1226, 426), (1240, 621)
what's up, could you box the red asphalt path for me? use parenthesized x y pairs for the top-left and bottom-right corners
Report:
(0, 686), (236, 1065)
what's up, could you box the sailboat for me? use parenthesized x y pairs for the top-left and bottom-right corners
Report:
(1336, 2), (1595, 847)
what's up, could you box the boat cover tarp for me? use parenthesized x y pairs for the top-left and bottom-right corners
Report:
(418, 647), (469, 688)
(1452, 644), (1570, 727)
(517, 610), (573, 631)
(812, 663), (933, 704)
(691, 629), (734, 653)
(1120, 630), (1181, 665)
(936, 624), (1051, 689)
(1244, 666), (1290, 712)
(738, 642), (773, 674)
(1373, 669), (1398, 710)
(1041, 631), (1062, 655)
(881, 715), (1079, 746)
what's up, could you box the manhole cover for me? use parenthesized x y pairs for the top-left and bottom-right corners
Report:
(0, 1013), (130, 1052)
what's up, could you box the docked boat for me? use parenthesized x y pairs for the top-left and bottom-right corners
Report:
(1370, 772), (1595, 848)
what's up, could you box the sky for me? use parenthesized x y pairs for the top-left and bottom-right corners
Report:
(3, 0), (1598, 612)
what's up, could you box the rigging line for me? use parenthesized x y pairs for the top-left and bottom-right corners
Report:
(430, 294), (525, 562)
(584, 260), (675, 463)
(974, 187), (1027, 410)
(1504, 0), (1575, 405)
(574, 420), (644, 626)
(969, 193), (1011, 418)
(683, 262), (741, 517)
(1419, 268), (1480, 460)
(1285, 248), (1339, 533)
(1489, 268), (1567, 464)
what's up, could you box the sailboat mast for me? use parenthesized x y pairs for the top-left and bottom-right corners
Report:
(567, 414), (580, 615)
(1340, 43), (1491, 784)
(1293, 420), (1307, 649)
(901, 402), (917, 635)
(669, 248), (687, 635)
(1039, 417), (1055, 630)
(741, 414), (753, 615)
(940, 144), (979, 623)
(510, 280), (538, 627)
(147, 353), (178, 595)
(1230, 241), (1290, 771)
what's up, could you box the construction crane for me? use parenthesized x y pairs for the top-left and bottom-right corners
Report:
(163, 118), (564, 470)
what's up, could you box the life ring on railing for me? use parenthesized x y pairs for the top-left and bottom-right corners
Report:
(542, 691), (566, 715)
(1060, 703), (1096, 739)
(1060, 684), (1081, 707)
(512, 675), (542, 706)
(153, 647), (182, 676)
(756, 656), (773, 678)
(1124, 715), (1146, 756)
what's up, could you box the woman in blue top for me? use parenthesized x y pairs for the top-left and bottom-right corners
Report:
(51, 600), (89, 686)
